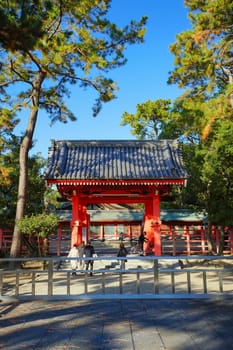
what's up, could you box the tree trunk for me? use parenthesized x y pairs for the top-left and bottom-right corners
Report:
(218, 226), (225, 255)
(206, 224), (214, 255)
(10, 71), (46, 257)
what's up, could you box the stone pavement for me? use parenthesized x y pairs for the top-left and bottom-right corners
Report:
(1, 298), (233, 350)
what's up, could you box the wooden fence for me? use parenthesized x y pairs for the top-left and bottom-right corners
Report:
(1, 256), (233, 300)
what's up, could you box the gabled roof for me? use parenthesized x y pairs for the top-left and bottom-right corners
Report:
(44, 139), (187, 181)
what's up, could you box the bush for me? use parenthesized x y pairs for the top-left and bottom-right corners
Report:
(17, 213), (59, 256)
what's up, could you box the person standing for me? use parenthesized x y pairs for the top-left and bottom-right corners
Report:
(67, 243), (79, 276)
(84, 240), (95, 276)
(117, 242), (128, 270)
(138, 231), (148, 255)
(119, 231), (124, 241)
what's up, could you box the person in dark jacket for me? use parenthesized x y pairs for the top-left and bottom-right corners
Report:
(119, 231), (124, 241)
(84, 240), (95, 276)
(138, 231), (148, 255)
(117, 242), (128, 270)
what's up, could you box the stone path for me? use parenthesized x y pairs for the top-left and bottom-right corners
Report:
(1, 298), (233, 350)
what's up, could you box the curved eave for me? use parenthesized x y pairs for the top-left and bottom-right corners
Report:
(46, 178), (186, 187)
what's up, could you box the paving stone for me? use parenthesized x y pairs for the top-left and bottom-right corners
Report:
(1, 299), (233, 350)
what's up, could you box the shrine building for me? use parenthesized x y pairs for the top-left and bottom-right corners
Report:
(44, 139), (188, 255)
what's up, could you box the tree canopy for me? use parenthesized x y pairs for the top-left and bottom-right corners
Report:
(1, 0), (147, 119)
(0, 0), (46, 51)
(0, 0), (147, 257)
(167, 0), (233, 233)
(120, 99), (172, 140)
(168, 0), (233, 138)
(0, 135), (46, 227)
(201, 120), (233, 227)
(17, 213), (59, 256)
(120, 1), (233, 244)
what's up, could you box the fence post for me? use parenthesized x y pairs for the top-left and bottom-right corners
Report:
(172, 229), (176, 256)
(48, 260), (53, 296)
(201, 228), (205, 254)
(153, 259), (159, 294)
(215, 227), (219, 254)
(186, 226), (191, 255)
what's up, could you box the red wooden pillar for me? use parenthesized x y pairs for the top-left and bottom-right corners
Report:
(172, 227), (176, 256)
(85, 213), (90, 243)
(230, 229), (233, 255)
(71, 191), (82, 247)
(144, 191), (161, 256)
(100, 225), (104, 241)
(80, 205), (89, 244)
(186, 225), (191, 256)
(143, 200), (153, 252)
(129, 225), (132, 241)
(152, 192), (161, 256)
(114, 224), (118, 239)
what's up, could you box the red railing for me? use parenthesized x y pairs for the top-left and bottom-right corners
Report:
(0, 229), (12, 254)
(1, 225), (233, 256)
(161, 226), (233, 256)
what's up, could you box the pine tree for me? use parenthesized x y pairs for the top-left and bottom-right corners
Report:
(0, 0), (147, 256)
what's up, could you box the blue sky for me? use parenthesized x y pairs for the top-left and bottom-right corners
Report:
(22, 0), (190, 158)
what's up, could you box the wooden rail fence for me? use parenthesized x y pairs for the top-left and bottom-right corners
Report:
(1, 256), (233, 300)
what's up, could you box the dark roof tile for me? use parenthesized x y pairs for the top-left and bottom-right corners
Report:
(44, 139), (187, 180)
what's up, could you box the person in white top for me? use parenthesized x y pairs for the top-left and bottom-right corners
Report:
(67, 243), (79, 276)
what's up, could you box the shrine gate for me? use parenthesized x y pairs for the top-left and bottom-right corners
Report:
(44, 139), (187, 255)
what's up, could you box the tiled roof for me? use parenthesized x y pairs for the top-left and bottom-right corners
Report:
(44, 139), (187, 180)
(160, 209), (206, 223)
(55, 208), (206, 223)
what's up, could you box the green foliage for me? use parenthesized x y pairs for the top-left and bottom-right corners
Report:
(168, 0), (233, 136)
(44, 187), (62, 211)
(0, 135), (46, 227)
(17, 212), (59, 256)
(0, 110), (19, 186)
(164, 0), (233, 230)
(1, 1), (147, 257)
(0, 0), (147, 118)
(17, 213), (59, 238)
(181, 143), (206, 209)
(0, 0), (46, 51)
(120, 93), (233, 230)
(201, 120), (233, 226)
(120, 99), (172, 140)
